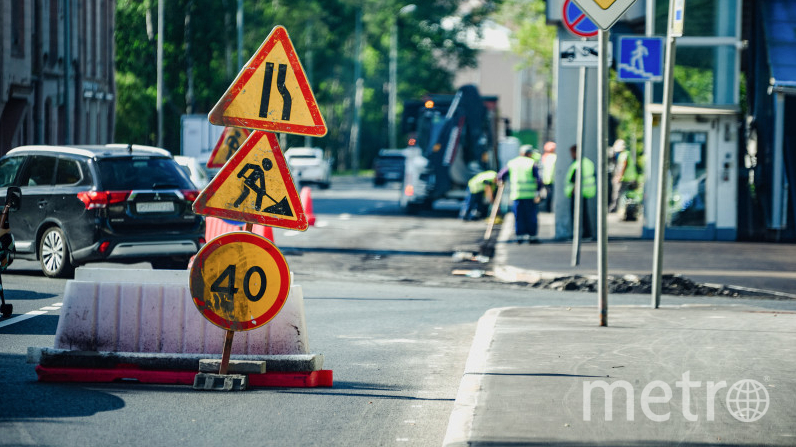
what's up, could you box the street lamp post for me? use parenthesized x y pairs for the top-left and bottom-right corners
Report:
(388, 4), (416, 150)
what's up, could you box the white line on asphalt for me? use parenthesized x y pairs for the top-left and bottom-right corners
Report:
(0, 302), (63, 329)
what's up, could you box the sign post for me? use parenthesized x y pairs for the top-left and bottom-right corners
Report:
(571, 0), (637, 326)
(652, 0), (684, 308)
(596, 27), (609, 327)
(193, 26), (326, 386)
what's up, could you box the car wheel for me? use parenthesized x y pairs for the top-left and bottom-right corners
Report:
(374, 178), (385, 186)
(319, 181), (330, 190)
(39, 227), (75, 278)
(151, 257), (190, 270)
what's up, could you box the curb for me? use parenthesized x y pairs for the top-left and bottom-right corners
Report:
(442, 307), (506, 447)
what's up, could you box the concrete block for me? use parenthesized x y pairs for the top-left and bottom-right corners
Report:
(193, 372), (247, 391)
(53, 270), (309, 356)
(29, 347), (324, 372)
(265, 284), (310, 355)
(75, 267), (189, 284)
(198, 359), (266, 374)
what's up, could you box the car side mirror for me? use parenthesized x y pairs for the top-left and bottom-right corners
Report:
(6, 186), (21, 211)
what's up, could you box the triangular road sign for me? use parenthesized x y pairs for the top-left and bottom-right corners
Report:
(193, 130), (308, 231)
(208, 25), (327, 137)
(206, 127), (250, 168)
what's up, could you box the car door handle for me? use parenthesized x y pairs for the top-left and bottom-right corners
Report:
(38, 199), (48, 208)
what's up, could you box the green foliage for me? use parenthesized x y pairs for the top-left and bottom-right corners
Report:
(115, 0), (502, 167)
(114, 71), (156, 145)
(493, 0), (555, 76)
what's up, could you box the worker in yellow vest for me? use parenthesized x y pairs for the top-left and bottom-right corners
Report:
(565, 144), (596, 239)
(460, 170), (497, 221)
(540, 141), (557, 212)
(609, 139), (638, 213)
(498, 146), (543, 243)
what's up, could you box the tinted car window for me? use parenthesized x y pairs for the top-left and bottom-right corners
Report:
(96, 156), (194, 190)
(0, 156), (25, 187)
(20, 155), (56, 186)
(55, 158), (83, 185)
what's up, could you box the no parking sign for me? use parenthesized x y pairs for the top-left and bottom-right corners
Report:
(562, 0), (598, 38)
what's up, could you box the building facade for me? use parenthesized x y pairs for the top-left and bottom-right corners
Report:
(0, 0), (115, 155)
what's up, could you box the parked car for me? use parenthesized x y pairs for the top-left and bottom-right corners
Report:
(284, 147), (331, 189)
(0, 144), (205, 277)
(174, 155), (210, 189)
(373, 149), (407, 186)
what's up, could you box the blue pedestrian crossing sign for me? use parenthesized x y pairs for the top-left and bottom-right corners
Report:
(617, 36), (664, 82)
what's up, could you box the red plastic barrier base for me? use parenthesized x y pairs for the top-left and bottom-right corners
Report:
(35, 365), (333, 388)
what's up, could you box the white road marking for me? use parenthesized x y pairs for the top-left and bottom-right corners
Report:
(0, 302), (62, 329)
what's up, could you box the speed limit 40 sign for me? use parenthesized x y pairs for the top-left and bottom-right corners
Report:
(190, 232), (290, 331)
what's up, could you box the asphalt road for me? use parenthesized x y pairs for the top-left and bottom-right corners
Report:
(0, 176), (793, 446)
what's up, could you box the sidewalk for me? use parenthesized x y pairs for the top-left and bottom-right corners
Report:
(443, 212), (796, 446)
(494, 211), (796, 297)
(443, 305), (796, 446)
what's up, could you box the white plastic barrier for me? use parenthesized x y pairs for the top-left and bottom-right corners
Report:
(54, 268), (309, 356)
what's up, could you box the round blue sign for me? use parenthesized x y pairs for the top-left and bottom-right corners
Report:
(562, 0), (599, 38)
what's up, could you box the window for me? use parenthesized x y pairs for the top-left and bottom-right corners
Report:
(50, 0), (59, 64)
(0, 157), (26, 187)
(668, 132), (708, 228)
(655, 0), (738, 38)
(11, 2), (25, 57)
(55, 158), (83, 185)
(20, 156), (57, 187)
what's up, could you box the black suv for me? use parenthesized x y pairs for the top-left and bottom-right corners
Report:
(0, 144), (205, 277)
(373, 149), (406, 186)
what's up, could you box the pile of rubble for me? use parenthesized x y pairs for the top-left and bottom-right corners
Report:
(535, 273), (741, 297)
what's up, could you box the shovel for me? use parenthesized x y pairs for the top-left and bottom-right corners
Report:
(479, 182), (505, 258)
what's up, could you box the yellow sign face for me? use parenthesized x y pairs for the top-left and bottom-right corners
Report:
(208, 26), (327, 137)
(190, 232), (290, 331)
(593, 0), (616, 9)
(193, 131), (308, 231)
(207, 127), (250, 168)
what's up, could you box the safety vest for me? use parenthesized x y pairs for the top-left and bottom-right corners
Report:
(467, 170), (497, 194)
(507, 156), (538, 201)
(541, 153), (556, 186)
(565, 158), (596, 199)
(617, 150), (637, 182)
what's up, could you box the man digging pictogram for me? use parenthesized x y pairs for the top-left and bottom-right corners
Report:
(234, 158), (278, 211)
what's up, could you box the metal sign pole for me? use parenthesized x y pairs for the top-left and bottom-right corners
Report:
(597, 29), (609, 327)
(571, 65), (586, 267)
(652, 0), (680, 308)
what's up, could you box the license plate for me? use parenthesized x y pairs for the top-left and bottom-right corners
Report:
(136, 202), (174, 213)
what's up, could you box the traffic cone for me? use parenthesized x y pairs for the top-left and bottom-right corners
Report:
(300, 186), (316, 226)
(252, 224), (274, 242)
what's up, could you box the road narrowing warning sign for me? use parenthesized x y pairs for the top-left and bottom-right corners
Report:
(193, 130), (308, 231)
(190, 232), (290, 331)
(208, 25), (327, 137)
(207, 127), (251, 169)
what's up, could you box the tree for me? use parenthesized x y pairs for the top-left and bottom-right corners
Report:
(115, 0), (502, 169)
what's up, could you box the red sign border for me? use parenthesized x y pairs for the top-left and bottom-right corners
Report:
(190, 231), (291, 331)
(562, 0), (599, 38)
(208, 25), (327, 137)
(206, 127), (251, 169)
(193, 130), (309, 231)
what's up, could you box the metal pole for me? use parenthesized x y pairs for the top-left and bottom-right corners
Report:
(349, 9), (363, 175)
(389, 19), (398, 150)
(64, 0), (71, 144)
(597, 29), (609, 327)
(157, 0), (164, 147)
(571, 65), (586, 267)
(237, 0), (244, 70)
(652, 0), (679, 308)
(305, 27), (314, 148)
